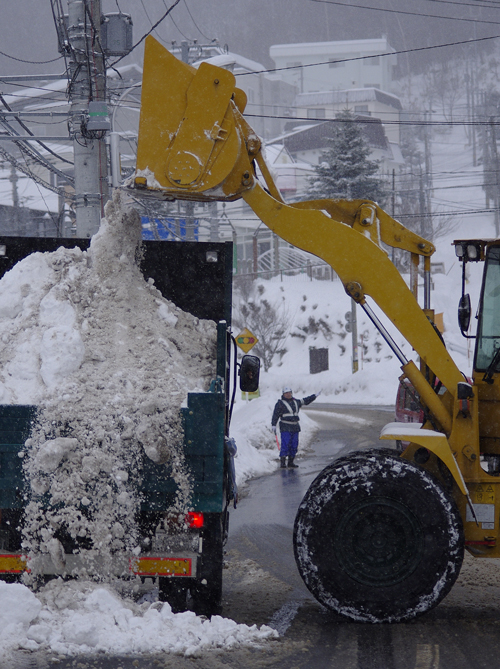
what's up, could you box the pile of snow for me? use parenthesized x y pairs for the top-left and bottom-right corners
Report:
(0, 580), (277, 659)
(0, 190), (217, 577)
(0, 191), (283, 665)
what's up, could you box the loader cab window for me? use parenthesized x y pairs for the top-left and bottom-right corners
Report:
(475, 246), (500, 371)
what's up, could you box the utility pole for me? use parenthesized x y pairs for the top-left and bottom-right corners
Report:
(345, 303), (358, 374)
(490, 117), (500, 236)
(423, 110), (433, 240)
(208, 202), (219, 242)
(9, 163), (21, 234)
(67, 0), (107, 238)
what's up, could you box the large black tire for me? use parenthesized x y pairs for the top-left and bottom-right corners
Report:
(293, 451), (464, 623)
(190, 513), (225, 617)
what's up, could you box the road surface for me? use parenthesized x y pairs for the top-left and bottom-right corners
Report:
(13, 404), (500, 668)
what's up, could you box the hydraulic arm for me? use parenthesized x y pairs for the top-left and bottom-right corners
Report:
(126, 37), (500, 622)
(130, 36), (480, 506)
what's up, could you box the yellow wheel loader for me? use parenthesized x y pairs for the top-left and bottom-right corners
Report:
(128, 36), (500, 623)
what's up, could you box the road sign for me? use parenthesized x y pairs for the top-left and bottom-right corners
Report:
(235, 327), (258, 353)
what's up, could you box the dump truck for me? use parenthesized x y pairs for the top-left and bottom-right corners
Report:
(0, 235), (259, 616)
(125, 35), (500, 623)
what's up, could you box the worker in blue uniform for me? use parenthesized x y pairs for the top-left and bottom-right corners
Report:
(272, 387), (320, 468)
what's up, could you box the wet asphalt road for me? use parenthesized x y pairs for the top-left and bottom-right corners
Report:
(10, 404), (500, 668)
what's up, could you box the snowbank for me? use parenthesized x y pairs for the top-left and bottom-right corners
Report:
(0, 580), (277, 660)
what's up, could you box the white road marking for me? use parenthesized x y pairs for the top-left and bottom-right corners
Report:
(415, 643), (440, 669)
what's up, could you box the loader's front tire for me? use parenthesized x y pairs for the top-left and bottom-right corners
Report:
(293, 451), (464, 623)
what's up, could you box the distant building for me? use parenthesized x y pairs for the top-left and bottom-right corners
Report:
(262, 143), (313, 199)
(269, 37), (397, 95)
(294, 88), (402, 144)
(0, 204), (60, 237)
(267, 116), (404, 185)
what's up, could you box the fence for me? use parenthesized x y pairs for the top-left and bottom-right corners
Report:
(235, 261), (339, 283)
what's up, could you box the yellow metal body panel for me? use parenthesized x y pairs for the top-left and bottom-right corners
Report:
(471, 483), (495, 504)
(165, 61), (239, 188)
(130, 556), (193, 577)
(0, 554), (28, 573)
(290, 198), (434, 257)
(380, 423), (467, 495)
(135, 36), (255, 202)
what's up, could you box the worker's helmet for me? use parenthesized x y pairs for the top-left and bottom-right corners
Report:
(282, 387), (293, 395)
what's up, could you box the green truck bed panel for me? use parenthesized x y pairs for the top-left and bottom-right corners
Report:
(0, 405), (36, 508)
(0, 390), (226, 514)
(140, 391), (226, 513)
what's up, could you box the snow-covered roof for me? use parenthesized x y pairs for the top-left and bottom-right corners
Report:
(295, 88), (402, 111)
(3, 77), (68, 110)
(193, 52), (265, 74)
(266, 123), (320, 145)
(107, 63), (143, 80)
(263, 143), (295, 165)
(266, 115), (389, 155)
(270, 37), (395, 56)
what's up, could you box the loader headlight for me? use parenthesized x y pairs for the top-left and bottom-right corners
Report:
(467, 244), (479, 260)
(454, 242), (482, 262)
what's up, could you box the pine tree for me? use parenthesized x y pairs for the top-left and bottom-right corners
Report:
(307, 109), (386, 203)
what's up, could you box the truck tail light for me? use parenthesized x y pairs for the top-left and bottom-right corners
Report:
(186, 512), (204, 529)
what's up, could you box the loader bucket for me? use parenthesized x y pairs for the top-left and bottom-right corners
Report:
(133, 36), (257, 202)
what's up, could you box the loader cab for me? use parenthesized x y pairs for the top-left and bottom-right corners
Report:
(454, 238), (500, 470)
(473, 243), (500, 375)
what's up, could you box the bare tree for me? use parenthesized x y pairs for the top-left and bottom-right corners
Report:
(233, 284), (292, 372)
(422, 60), (464, 124)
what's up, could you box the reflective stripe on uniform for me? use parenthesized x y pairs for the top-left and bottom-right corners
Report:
(280, 399), (300, 426)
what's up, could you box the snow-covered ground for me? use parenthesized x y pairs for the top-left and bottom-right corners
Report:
(0, 98), (496, 663)
(0, 579), (277, 658)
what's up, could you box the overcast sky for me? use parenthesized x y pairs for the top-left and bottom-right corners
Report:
(0, 0), (498, 82)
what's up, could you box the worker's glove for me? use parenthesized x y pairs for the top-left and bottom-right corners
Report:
(272, 425), (277, 435)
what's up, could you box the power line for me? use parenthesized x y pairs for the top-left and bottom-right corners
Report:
(306, 0), (500, 25)
(398, 207), (498, 218)
(237, 33), (500, 77)
(0, 49), (62, 65)
(0, 144), (72, 200)
(245, 112), (500, 126)
(168, 8), (191, 40)
(426, 0), (500, 8)
(398, 183), (489, 193)
(140, 0), (166, 42)
(183, 0), (214, 41)
(0, 93), (73, 166)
